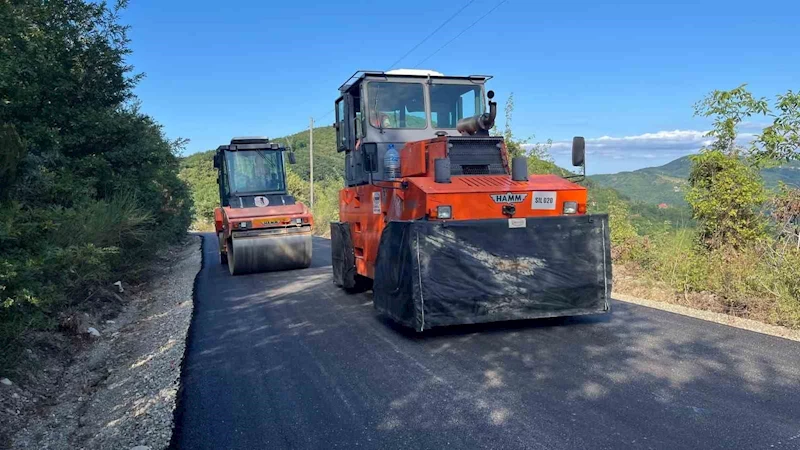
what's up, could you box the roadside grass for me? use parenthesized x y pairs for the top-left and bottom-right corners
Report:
(615, 228), (800, 329)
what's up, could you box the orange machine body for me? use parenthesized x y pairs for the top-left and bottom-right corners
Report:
(214, 203), (313, 254)
(339, 136), (588, 280)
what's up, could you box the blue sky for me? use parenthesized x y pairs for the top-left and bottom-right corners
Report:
(122, 0), (799, 174)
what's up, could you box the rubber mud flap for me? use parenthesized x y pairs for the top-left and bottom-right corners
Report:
(330, 222), (357, 289)
(373, 215), (612, 331)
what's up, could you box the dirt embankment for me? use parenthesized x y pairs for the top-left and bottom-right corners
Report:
(1, 236), (201, 450)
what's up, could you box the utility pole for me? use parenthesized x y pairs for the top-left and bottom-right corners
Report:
(309, 117), (314, 209)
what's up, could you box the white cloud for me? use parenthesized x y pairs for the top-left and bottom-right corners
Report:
(532, 129), (756, 161)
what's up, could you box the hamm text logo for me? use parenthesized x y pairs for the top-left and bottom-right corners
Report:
(490, 193), (528, 203)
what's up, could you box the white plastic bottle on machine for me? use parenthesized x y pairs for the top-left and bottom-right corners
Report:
(384, 144), (401, 180)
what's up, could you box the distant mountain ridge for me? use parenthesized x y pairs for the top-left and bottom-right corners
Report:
(591, 156), (800, 206)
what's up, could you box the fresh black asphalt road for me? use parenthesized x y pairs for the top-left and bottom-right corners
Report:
(172, 234), (800, 449)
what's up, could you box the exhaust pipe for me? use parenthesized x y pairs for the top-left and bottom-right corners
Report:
(511, 156), (528, 181)
(456, 90), (497, 136)
(434, 158), (451, 183)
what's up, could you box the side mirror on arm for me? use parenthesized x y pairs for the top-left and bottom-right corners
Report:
(288, 151), (297, 165)
(213, 153), (220, 169)
(572, 136), (586, 167)
(362, 143), (378, 173)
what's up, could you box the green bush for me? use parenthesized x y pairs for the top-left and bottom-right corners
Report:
(310, 178), (343, 237)
(286, 167), (311, 205)
(687, 150), (766, 249)
(179, 150), (218, 228)
(0, 0), (191, 370)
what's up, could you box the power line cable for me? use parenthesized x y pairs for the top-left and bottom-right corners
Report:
(312, 1), (477, 123)
(386, 0), (476, 70)
(312, 0), (503, 127)
(414, 0), (509, 68)
(313, 109), (334, 123)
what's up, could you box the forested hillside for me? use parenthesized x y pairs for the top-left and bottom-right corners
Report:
(277, 127), (342, 182)
(592, 156), (800, 206)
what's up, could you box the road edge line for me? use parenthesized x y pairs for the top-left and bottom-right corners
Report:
(168, 232), (205, 449)
(613, 292), (800, 343)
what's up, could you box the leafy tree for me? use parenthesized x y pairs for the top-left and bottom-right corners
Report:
(0, 124), (25, 200)
(686, 150), (766, 248)
(689, 86), (768, 249)
(309, 177), (342, 236)
(1, 0), (191, 366)
(493, 92), (558, 174)
(693, 84), (768, 156)
(179, 150), (218, 224)
(753, 91), (800, 163)
(286, 168), (310, 205)
(500, 93), (522, 157)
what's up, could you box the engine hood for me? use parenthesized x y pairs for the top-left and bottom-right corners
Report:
(409, 174), (585, 194)
(224, 203), (309, 220)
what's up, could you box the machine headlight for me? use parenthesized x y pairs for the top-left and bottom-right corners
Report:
(437, 205), (452, 219)
(563, 201), (578, 214)
(238, 221), (251, 229)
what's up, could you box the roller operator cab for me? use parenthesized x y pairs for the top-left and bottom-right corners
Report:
(214, 137), (313, 275)
(330, 70), (612, 331)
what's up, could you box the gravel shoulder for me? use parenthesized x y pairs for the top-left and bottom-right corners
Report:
(2, 235), (201, 450)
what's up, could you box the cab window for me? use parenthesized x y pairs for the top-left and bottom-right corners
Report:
(367, 82), (426, 129)
(335, 97), (346, 150)
(430, 84), (483, 128)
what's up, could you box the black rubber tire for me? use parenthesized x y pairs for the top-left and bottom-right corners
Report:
(331, 223), (371, 293)
(227, 239), (236, 275)
(331, 225), (344, 287)
(347, 274), (372, 293)
(331, 222), (365, 291)
(217, 232), (228, 265)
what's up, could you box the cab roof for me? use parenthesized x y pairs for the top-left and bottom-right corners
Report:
(218, 137), (286, 152)
(339, 70), (492, 92)
(230, 136), (269, 144)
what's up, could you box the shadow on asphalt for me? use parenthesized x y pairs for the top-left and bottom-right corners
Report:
(376, 311), (613, 340)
